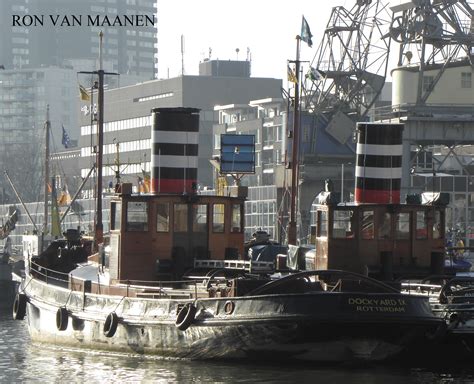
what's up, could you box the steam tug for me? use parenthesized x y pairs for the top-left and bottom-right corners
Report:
(309, 123), (451, 281)
(13, 112), (444, 363)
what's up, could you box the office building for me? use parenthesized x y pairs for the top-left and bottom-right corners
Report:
(0, 0), (157, 79)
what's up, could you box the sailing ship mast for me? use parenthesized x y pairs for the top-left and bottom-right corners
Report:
(42, 105), (51, 250)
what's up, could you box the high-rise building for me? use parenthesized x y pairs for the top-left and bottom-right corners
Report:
(0, 66), (79, 202)
(0, 0), (157, 79)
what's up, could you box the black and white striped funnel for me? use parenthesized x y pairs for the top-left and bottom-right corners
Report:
(355, 123), (404, 204)
(150, 108), (200, 194)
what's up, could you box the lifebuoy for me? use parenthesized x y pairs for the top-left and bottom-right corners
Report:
(224, 300), (235, 315)
(56, 307), (68, 331)
(12, 293), (27, 320)
(103, 312), (119, 338)
(175, 303), (197, 331)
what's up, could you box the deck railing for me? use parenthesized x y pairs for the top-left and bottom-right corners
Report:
(29, 260), (69, 287)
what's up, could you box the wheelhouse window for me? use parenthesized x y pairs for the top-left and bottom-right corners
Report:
(110, 202), (121, 230)
(174, 204), (188, 232)
(317, 210), (328, 237)
(395, 212), (410, 239)
(361, 210), (374, 239)
(126, 201), (148, 231)
(416, 211), (427, 239)
(332, 210), (354, 238)
(213, 203), (225, 233)
(192, 204), (208, 232)
(433, 210), (443, 239)
(231, 204), (243, 233)
(378, 212), (392, 239)
(156, 203), (169, 232)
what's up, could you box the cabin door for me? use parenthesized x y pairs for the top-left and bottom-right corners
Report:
(172, 203), (209, 273)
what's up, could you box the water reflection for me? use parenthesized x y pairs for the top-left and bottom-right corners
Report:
(2, 308), (474, 383)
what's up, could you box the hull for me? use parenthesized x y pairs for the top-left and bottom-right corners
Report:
(0, 263), (16, 310)
(21, 275), (442, 363)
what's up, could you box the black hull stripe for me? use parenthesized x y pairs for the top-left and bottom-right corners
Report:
(357, 124), (403, 145)
(356, 178), (401, 190)
(153, 143), (199, 156)
(152, 167), (197, 179)
(356, 154), (402, 168)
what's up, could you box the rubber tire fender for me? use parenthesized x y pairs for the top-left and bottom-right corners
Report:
(12, 293), (27, 320)
(56, 307), (69, 331)
(103, 312), (119, 338)
(175, 303), (197, 331)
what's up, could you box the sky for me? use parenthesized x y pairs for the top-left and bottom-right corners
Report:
(157, 1), (400, 82)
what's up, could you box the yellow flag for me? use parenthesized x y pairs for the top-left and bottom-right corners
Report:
(79, 84), (90, 101)
(287, 66), (297, 83)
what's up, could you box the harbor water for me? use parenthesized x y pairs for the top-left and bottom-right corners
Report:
(1, 288), (474, 383)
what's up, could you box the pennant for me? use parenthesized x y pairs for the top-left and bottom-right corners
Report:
(287, 66), (297, 83)
(62, 125), (71, 148)
(79, 84), (90, 101)
(301, 16), (313, 48)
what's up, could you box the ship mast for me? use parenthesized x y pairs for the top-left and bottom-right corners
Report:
(78, 31), (118, 251)
(96, 31), (105, 247)
(288, 36), (301, 245)
(42, 105), (50, 250)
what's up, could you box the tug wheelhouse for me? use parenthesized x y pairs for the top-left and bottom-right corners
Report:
(108, 192), (245, 282)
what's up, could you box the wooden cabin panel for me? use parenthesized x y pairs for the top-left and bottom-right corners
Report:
(120, 233), (154, 281)
(208, 233), (227, 260)
(227, 234), (244, 259)
(358, 240), (381, 266)
(315, 239), (328, 269)
(149, 233), (173, 260)
(328, 240), (368, 274)
(119, 250), (155, 281)
(392, 241), (411, 266)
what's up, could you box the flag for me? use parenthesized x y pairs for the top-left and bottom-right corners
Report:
(140, 169), (150, 193)
(58, 184), (72, 206)
(306, 67), (321, 81)
(79, 84), (90, 101)
(62, 125), (71, 148)
(287, 66), (297, 83)
(301, 16), (313, 48)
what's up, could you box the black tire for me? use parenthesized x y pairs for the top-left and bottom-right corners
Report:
(103, 312), (119, 338)
(175, 303), (197, 331)
(56, 307), (69, 331)
(12, 293), (27, 320)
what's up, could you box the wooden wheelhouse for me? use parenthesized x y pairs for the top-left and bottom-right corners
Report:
(108, 188), (245, 282)
(311, 197), (447, 280)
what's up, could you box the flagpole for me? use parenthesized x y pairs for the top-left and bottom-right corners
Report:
(288, 36), (301, 245)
